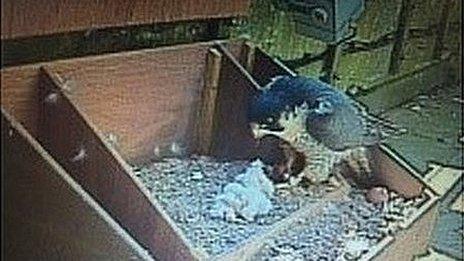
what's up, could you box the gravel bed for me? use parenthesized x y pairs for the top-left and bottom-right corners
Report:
(252, 189), (428, 261)
(133, 156), (427, 259)
(133, 156), (340, 256)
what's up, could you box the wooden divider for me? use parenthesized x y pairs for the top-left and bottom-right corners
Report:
(37, 67), (203, 260)
(45, 42), (214, 164)
(210, 43), (260, 160)
(2, 109), (153, 260)
(251, 47), (296, 86)
(194, 48), (223, 155)
(0, 65), (42, 137)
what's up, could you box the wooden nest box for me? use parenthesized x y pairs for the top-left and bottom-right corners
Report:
(1, 1), (439, 260)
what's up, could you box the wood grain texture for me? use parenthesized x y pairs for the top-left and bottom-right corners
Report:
(0, 66), (41, 136)
(194, 48), (222, 155)
(38, 67), (202, 260)
(1, 0), (250, 39)
(210, 44), (259, 160)
(2, 109), (154, 261)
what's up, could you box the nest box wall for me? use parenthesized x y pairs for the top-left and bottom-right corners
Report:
(0, 0), (250, 40)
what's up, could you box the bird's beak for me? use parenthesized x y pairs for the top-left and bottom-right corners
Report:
(250, 123), (283, 139)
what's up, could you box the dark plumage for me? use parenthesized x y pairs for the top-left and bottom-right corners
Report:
(248, 75), (390, 151)
(255, 134), (306, 183)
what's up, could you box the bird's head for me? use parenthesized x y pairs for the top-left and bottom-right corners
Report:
(247, 87), (286, 138)
(250, 103), (309, 146)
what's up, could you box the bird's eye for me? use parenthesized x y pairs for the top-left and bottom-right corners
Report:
(315, 100), (334, 114)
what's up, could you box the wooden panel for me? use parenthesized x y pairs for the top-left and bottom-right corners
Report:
(48, 43), (211, 164)
(423, 164), (463, 196)
(450, 193), (464, 213)
(38, 67), (202, 260)
(0, 66), (41, 136)
(370, 145), (425, 199)
(373, 201), (438, 261)
(0, 41), (246, 164)
(211, 44), (259, 159)
(251, 47), (296, 87)
(1, 109), (153, 261)
(194, 48), (223, 155)
(1, 0), (250, 39)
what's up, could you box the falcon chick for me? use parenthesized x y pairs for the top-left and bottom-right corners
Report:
(255, 134), (307, 183)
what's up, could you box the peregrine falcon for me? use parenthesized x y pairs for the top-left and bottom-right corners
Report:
(248, 75), (401, 183)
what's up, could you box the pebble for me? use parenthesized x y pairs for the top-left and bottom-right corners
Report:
(133, 157), (331, 256)
(133, 156), (426, 259)
(366, 186), (389, 204)
(191, 170), (204, 180)
(253, 189), (426, 260)
(344, 238), (370, 258)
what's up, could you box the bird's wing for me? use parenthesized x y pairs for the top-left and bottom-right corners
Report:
(347, 96), (404, 137)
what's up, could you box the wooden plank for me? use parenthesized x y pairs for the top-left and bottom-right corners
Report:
(356, 56), (451, 115)
(47, 43), (213, 164)
(241, 41), (256, 73)
(251, 47), (296, 87)
(37, 67), (203, 260)
(210, 44), (260, 160)
(1, 0), (250, 39)
(423, 163), (463, 197)
(372, 199), (438, 261)
(194, 48), (222, 155)
(0, 66), (41, 136)
(388, 0), (415, 75)
(450, 193), (464, 213)
(369, 145), (425, 199)
(1, 109), (153, 261)
(320, 44), (341, 84)
(432, 0), (454, 59)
